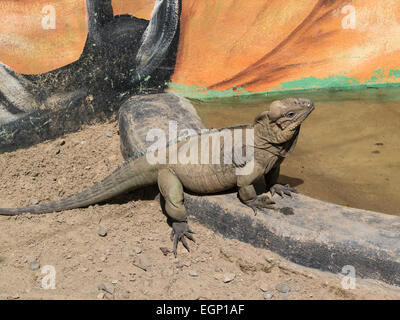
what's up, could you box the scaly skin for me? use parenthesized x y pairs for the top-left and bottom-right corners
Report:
(0, 98), (314, 255)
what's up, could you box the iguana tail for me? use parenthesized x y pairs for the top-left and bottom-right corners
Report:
(0, 157), (156, 216)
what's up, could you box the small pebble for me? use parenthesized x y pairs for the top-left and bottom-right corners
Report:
(98, 283), (113, 294)
(263, 293), (273, 300)
(98, 226), (107, 237)
(189, 270), (198, 277)
(30, 199), (40, 206)
(123, 250), (133, 257)
(275, 283), (291, 293)
(259, 283), (269, 292)
(97, 292), (105, 300)
(160, 247), (170, 256)
(263, 253), (274, 263)
(112, 280), (119, 285)
(104, 131), (113, 138)
(214, 273), (223, 281)
(29, 261), (40, 271)
(134, 247), (142, 254)
(223, 273), (236, 283)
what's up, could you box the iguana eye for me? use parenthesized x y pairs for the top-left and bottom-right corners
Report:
(286, 112), (296, 118)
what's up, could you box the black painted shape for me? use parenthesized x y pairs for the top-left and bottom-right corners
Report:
(0, 0), (181, 153)
(0, 90), (109, 153)
(135, 0), (181, 82)
(86, 0), (115, 43)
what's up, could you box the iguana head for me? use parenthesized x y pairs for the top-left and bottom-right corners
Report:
(254, 98), (314, 155)
(268, 98), (314, 130)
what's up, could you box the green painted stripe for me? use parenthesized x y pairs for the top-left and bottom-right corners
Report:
(168, 69), (400, 100)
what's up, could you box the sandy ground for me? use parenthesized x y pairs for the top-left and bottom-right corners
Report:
(0, 121), (399, 300)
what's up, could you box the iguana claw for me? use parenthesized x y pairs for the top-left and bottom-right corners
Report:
(270, 184), (297, 197)
(171, 221), (196, 257)
(244, 195), (277, 215)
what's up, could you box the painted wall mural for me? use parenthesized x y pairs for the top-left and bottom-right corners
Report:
(0, 0), (399, 150)
(0, 0), (398, 99)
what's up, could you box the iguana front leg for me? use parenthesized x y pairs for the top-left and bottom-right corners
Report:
(265, 165), (298, 197)
(237, 163), (277, 215)
(158, 168), (195, 257)
(239, 185), (277, 215)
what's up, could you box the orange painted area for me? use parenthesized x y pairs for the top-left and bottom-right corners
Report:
(172, 0), (400, 92)
(0, 0), (399, 92)
(113, 0), (155, 20)
(0, 0), (155, 74)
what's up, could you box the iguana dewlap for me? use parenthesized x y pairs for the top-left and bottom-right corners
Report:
(0, 98), (314, 255)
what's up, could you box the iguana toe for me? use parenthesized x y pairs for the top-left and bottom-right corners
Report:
(171, 221), (195, 257)
(183, 231), (195, 242)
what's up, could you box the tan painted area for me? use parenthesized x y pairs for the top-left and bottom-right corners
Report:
(172, 0), (400, 91)
(0, 0), (155, 74)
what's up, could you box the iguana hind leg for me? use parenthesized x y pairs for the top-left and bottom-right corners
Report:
(158, 169), (195, 257)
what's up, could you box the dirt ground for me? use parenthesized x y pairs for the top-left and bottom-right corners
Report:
(0, 121), (399, 300)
